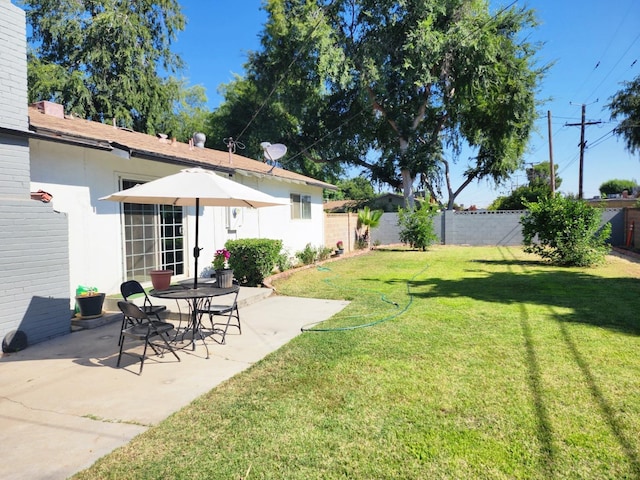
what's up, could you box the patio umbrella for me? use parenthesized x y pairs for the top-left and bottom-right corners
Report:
(101, 167), (287, 288)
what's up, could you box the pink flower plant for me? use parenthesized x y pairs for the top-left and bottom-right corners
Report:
(213, 248), (231, 270)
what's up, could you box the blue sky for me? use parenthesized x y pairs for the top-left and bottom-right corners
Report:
(173, 0), (639, 207)
(16, 0), (634, 206)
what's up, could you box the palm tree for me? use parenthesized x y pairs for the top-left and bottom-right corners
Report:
(356, 206), (383, 249)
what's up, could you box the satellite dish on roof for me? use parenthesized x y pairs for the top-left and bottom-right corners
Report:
(260, 142), (287, 164)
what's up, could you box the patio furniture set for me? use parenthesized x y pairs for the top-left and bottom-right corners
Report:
(117, 279), (241, 374)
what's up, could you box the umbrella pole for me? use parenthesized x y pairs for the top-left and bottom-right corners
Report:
(193, 198), (200, 289)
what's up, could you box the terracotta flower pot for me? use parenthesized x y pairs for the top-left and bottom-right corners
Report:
(150, 269), (173, 290)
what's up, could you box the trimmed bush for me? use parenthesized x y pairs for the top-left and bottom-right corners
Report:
(226, 238), (283, 286)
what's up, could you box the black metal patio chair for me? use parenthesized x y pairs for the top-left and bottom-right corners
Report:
(196, 280), (241, 344)
(117, 301), (180, 374)
(120, 280), (167, 343)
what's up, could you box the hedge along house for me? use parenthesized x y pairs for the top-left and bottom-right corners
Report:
(0, 0), (335, 348)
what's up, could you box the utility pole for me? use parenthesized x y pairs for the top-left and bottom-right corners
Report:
(566, 104), (602, 199)
(547, 110), (555, 196)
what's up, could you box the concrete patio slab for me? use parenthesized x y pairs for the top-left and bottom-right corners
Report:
(0, 293), (349, 480)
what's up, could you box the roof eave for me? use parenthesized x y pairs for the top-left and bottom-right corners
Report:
(27, 122), (337, 191)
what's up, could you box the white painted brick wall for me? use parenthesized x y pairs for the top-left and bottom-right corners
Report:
(0, 4), (71, 347)
(0, 136), (31, 196)
(0, 1), (28, 132)
(0, 199), (71, 344)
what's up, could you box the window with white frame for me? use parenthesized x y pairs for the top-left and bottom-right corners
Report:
(121, 179), (184, 281)
(290, 193), (311, 219)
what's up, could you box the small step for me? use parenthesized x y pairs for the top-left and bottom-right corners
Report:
(71, 311), (122, 331)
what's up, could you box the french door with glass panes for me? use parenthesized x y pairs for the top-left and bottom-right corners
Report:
(121, 179), (185, 282)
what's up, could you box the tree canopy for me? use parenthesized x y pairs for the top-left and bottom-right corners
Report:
(330, 177), (376, 200)
(23, 0), (188, 134)
(489, 161), (560, 210)
(599, 179), (637, 197)
(211, 0), (544, 208)
(608, 74), (640, 155)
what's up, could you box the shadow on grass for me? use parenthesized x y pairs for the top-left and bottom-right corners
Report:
(402, 254), (640, 475)
(409, 267), (640, 336)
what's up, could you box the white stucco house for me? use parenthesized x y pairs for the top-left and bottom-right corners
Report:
(28, 102), (335, 297)
(0, 0), (334, 348)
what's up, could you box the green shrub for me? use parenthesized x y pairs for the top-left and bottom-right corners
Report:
(397, 205), (438, 251)
(226, 238), (282, 286)
(294, 244), (333, 265)
(356, 206), (383, 249)
(317, 246), (333, 261)
(275, 250), (293, 273)
(521, 196), (611, 266)
(295, 243), (317, 265)
(354, 237), (368, 250)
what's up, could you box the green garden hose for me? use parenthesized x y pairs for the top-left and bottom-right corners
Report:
(300, 264), (430, 332)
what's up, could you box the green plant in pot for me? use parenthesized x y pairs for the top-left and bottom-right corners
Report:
(75, 287), (105, 318)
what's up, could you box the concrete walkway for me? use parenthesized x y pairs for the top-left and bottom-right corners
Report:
(0, 289), (349, 480)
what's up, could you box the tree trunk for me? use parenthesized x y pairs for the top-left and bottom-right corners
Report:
(401, 168), (415, 210)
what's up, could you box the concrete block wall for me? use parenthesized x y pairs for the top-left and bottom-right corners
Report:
(442, 210), (526, 246)
(324, 212), (357, 252)
(370, 212), (404, 246)
(335, 207), (625, 249)
(0, 2), (72, 347)
(601, 209), (624, 246)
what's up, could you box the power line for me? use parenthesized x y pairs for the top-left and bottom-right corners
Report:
(584, 31), (640, 103)
(572, 0), (636, 99)
(557, 152), (581, 176)
(565, 104), (602, 198)
(586, 129), (616, 150)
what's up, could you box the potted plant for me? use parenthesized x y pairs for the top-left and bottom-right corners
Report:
(336, 240), (344, 255)
(212, 248), (233, 288)
(149, 269), (173, 290)
(75, 288), (105, 318)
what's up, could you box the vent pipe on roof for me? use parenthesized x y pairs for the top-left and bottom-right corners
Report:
(193, 132), (206, 148)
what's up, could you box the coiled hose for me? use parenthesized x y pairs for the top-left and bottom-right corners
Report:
(300, 264), (430, 332)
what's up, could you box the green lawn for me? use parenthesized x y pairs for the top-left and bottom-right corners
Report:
(74, 246), (640, 479)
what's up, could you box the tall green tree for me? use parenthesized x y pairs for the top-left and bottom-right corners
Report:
(156, 82), (211, 142)
(209, 9), (346, 184)
(608, 74), (640, 155)
(489, 161), (561, 210)
(599, 179), (637, 197)
(526, 161), (561, 189)
(23, 0), (186, 134)
(213, 0), (544, 208)
(337, 177), (376, 200)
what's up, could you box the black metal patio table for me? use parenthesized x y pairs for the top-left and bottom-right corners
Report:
(150, 283), (240, 359)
